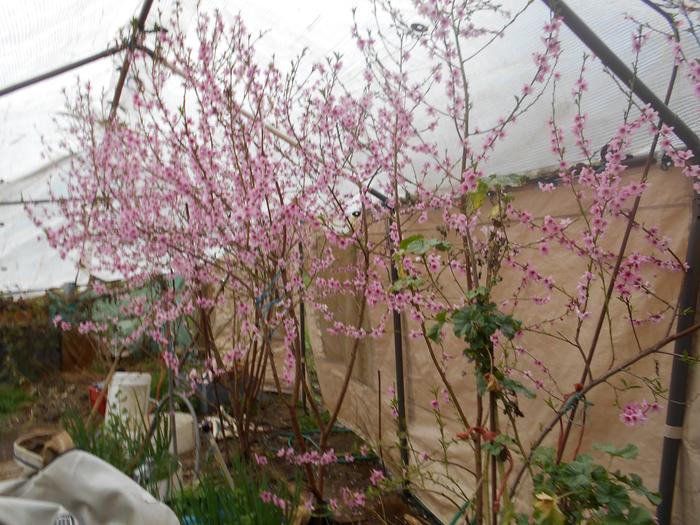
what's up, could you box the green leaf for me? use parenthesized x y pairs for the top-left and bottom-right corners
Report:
(619, 378), (642, 391)
(390, 277), (424, 292)
(426, 322), (443, 342)
(625, 506), (656, 525)
(593, 443), (639, 460)
(433, 239), (451, 251)
(559, 455), (595, 490)
(468, 180), (489, 211)
(502, 377), (536, 399)
(533, 493), (566, 525)
(475, 372), (487, 396)
(402, 236), (452, 255)
(399, 234), (424, 251)
(625, 473), (662, 505)
(594, 481), (630, 515)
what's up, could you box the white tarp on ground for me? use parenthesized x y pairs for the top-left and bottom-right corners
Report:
(0, 0), (698, 294)
(0, 450), (179, 525)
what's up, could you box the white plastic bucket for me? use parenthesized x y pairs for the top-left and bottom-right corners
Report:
(147, 411), (195, 455)
(106, 372), (151, 431)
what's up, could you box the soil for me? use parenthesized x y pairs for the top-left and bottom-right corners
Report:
(0, 370), (98, 464)
(249, 392), (439, 525)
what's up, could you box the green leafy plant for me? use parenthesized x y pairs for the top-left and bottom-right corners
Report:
(0, 384), (33, 421)
(523, 445), (660, 525)
(171, 455), (301, 525)
(62, 409), (178, 497)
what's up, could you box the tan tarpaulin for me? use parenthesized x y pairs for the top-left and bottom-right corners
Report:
(306, 166), (697, 523)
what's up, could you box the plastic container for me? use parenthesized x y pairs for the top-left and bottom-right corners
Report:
(106, 372), (151, 431)
(134, 460), (183, 501)
(13, 428), (53, 475)
(88, 382), (107, 416)
(148, 411), (195, 455)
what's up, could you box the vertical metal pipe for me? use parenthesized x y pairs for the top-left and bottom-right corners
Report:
(368, 187), (410, 471)
(166, 319), (179, 500)
(299, 242), (307, 414)
(388, 215), (410, 471)
(657, 193), (700, 524)
(168, 320), (178, 460)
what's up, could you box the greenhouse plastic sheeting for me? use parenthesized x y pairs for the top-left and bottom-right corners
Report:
(306, 166), (697, 523)
(1, 0), (699, 294)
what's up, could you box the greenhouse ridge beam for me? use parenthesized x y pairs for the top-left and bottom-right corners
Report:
(0, 45), (127, 98)
(541, 0), (700, 156)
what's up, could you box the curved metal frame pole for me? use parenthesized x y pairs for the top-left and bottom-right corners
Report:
(148, 391), (202, 476)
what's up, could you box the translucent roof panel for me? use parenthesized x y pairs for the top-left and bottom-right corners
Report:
(1, 0), (698, 295)
(0, 0), (143, 183)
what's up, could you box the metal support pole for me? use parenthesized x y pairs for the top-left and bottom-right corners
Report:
(657, 193), (700, 524)
(0, 46), (126, 98)
(299, 241), (307, 414)
(109, 0), (155, 118)
(389, 221), (410, 471)
(167, 320), (179, 458)
(368, 187), (410, 471)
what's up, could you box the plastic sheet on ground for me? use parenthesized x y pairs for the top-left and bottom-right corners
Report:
(0, 449), (179, 525)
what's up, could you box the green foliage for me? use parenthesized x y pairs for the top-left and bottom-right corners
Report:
(482, 434), (515, 457)
(426, 311), (448, 342)
(171, 455), (301, 525)
(468, 179), (490, 211)
(592, 443), (639, 460)
(525, 446), (660, 524)
(500, 376), (536, 399)
(399, 235), (451, 254)
(390, 276), (425, 293)
(62, 409), (177, 497)
(0, 384), (32, 420)
(452, 288), (521, 362)
(298, 407), (331, 433)
(428, 288), (527, 418)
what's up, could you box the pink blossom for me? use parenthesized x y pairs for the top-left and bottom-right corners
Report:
(619, 400), (662, 426)
(162, 350), (180, 376)
(370, 469), (385, 486)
